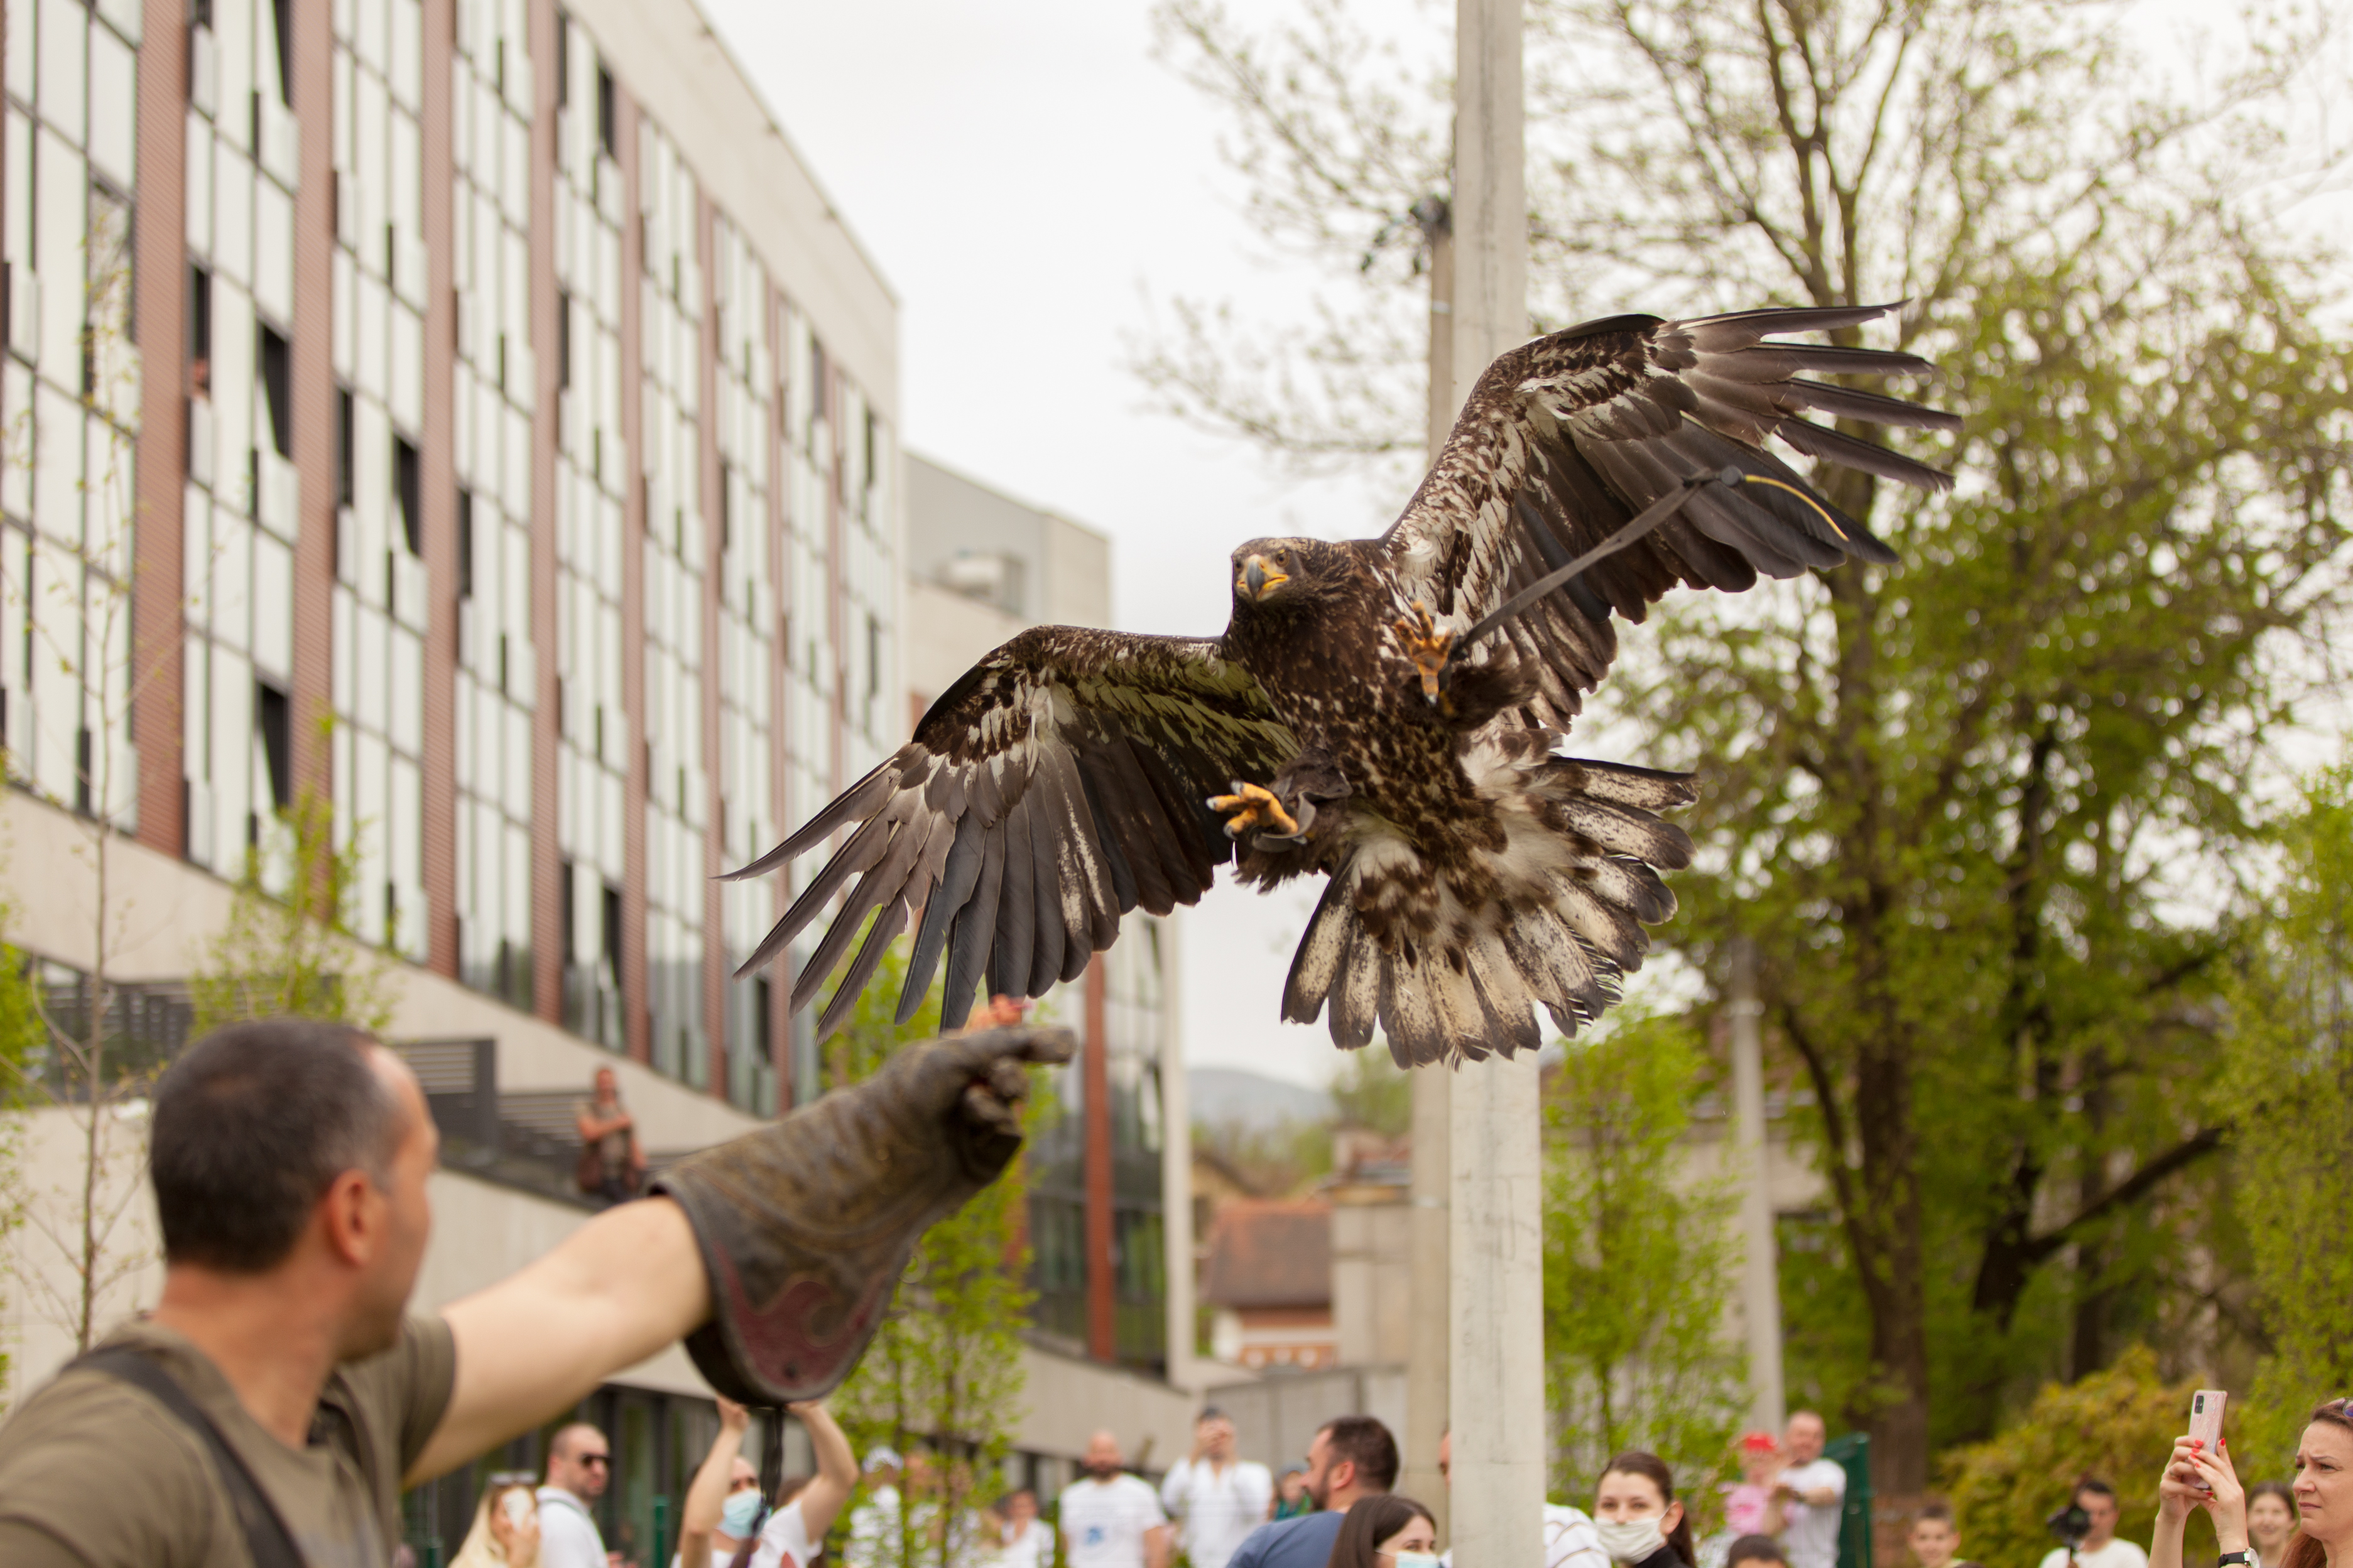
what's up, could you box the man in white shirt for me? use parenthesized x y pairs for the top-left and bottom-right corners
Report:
(848, 1447), (908, 1568)
(2034, 1480), (2149, 1568)
(1436, 1429), (1607, 1568)
(1161, 1408), (1275, 1568)
(1766, 1412), (1847, 1568)
(1060, 1430), (1171, 1568)
(538, 1422), (614, 1568)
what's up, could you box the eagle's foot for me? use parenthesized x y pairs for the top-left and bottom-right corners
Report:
(1207, 781), (1300, 841)
(1395, 601), (1454, 705)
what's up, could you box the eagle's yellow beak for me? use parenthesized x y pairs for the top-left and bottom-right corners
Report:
(1239, 554), (1290, 601)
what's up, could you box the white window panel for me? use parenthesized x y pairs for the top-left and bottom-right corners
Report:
(390, 623), (421, 754)
(503, 818), (529, 944)
(209, 641), (251, 847)
(331, 48), (354, 171)
(389, 301), (420, 432)
(502, 518), (528, 637)
(356, 266), (386, 402)
(32, 131), (81, 388)
(215, 0), (252, 153)
(390, 0), (420, 110)
(31, 382), (79, 546)
(182, 111), (214, 257)
(36, 0), (82, 144)
(355, 67), (385, 236)
(212, 282), (254, 470)
(3, 0), (32, 107)
(87, 23), (134, 188)
(352, 729), (388, 940)
(331, 246), (357, 381)
(354, 0), (385, 77)
(355, 600), (389, 738)
(253, 528), (292, 678)
(452, 792), (475, 912)
(352, 394), (388, 580)
(213, 142), (253, 288)
(84, 419), (130, 574)
(254, 178), (293, 326)
(501, 399), (528, 519)
(500, 107), (526, 230)
(501, 699), (527, 820)
(212, 512), (251, 654)
(390, 747), (420, 879)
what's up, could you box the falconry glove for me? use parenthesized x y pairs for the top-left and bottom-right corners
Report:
(653, 1023), (1073, 1405)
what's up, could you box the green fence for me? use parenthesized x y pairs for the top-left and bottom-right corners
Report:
(1827, 1432), (1872, 1568)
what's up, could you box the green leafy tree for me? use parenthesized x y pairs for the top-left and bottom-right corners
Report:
(827, 947), (1036, 1568)
(1941, 1347), (2202, 1568)
(2215, 770), (2353, 1477)
(188, 778), (393, 1035)
(1143, 0), (2353, 1487)
(0, 897), (43, 1399)
(1544, 1011), (1744, 1496)
(1330, 1047), (1410, 1137)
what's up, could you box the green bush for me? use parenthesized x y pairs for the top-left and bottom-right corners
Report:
(1942, 1347), (2212, 1568)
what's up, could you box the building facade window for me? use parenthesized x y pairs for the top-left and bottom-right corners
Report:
(452, 0), (540, 1006)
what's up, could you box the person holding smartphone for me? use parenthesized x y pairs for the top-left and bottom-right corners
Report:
(2149, 1426), (2251, 1568)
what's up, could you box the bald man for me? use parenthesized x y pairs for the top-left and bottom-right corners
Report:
(1060, 1430), (1171, 1568)
(540, 1422), (614, 1568)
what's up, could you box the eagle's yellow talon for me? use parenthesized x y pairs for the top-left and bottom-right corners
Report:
(1394, 600), (1454, 702)
(1207, 782), (1300, 840)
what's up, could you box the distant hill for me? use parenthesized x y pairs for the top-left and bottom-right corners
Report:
(1190, 1066), (1333, 1130)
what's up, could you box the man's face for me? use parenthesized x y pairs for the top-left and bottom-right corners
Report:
(347, 1052), (437, 1358)
(1303, 1430), (1351, 1508)
(1909, 1520), (1958, 1568)
(1200, 1416), (1235, 1460)
(555, 1430), (614, 1501)
(595, 1068), (619, 1100)
(2078, 1491), (2117, 1549)
(1008, 1493), (1038, 1525)
(1783, 1415), (1826, 1465)
(1085, 1434), (1122, 1477)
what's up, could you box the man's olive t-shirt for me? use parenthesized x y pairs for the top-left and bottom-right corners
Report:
(0, 1314), (457, 1568)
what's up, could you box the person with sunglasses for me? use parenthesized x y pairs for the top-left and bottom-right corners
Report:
(2153, 1398), (2353, 1568)
(540, 1424), (616, 1568)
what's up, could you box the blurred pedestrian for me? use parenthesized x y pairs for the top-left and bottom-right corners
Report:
(1764, 1414), (1845, 1568)
(747, 1401), (859, 1568)
(1723, 1435), (1782, 1538)
(2040, 1481), (2146, 1568)
(1276, 1470), (1314, 1522)
(1060, 1431), (1171, 1568)
(2248, 1484), (2298, 1568)
(1591, 1452), (1696, 1568)
(1163, 1407), (1275, 1568)
(1436, 1429), (1606, 1568)
(575, 1066), (646, 1203)
(1906, 1502), (1975, 1568)
(1227, 1418), (1401, 1568)
(1325, 1495), (1438, 1568)
(1725, 1537), (1788, 1568)
(848, 1447), (908, 1568)
(540, 1423), (616, 1568)
(995, 1490), (1050, 1568)
(452, 1475), (545, 1568)
(677, 1398), (763, 1568)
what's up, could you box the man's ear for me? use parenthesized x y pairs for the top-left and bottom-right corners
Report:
(1330, 1460), (1356, 1495)
(318, 1167), (381, 1266)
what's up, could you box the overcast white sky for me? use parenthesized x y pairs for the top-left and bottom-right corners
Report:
(697, 0), (2352, 1091)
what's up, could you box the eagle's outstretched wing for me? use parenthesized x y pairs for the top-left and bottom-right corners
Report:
(732, 627), (1297, 1038)
(1384, 302), (1956, 730)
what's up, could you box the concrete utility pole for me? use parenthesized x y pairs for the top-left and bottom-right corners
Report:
(1163, 915), (1198, 1394)
(1445, 6), (1541, 1568)
(1399, 195), (1455, 1542)
(1727, 938), (1786, 1430)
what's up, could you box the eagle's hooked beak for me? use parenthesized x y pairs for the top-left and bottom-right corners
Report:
(1239, 554), (1289, 602)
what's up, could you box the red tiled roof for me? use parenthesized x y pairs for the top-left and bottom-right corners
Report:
(1202, 1199), (1332, 1309)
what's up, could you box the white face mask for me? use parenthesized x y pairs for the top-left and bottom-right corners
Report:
(1594, 1518), (1669, 1564)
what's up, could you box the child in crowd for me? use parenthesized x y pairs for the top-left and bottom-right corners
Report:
(1723, 1434), (1783, 1537)
(1910, 1501), (1978, 1568)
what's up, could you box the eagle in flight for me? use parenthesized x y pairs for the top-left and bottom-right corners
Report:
(732, 303), (1954, 1066)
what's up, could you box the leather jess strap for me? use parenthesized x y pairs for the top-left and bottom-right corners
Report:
(75, 1346), (307, 1568)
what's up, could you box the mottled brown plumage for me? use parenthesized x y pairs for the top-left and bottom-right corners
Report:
(736, 304), (1955, 1064)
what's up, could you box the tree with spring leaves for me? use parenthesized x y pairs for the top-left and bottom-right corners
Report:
(1141, 0), (2353, 1489)
(825, 949), (1037, 1568)
(1544, 1009), (1744, 1496)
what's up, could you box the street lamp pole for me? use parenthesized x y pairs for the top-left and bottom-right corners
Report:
(1445, 6), (1540, 1568)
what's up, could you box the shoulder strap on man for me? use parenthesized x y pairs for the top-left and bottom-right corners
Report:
(73, 1345), (307, 1568)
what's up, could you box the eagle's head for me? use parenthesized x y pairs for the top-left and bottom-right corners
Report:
(1230, 537), (1334, 612)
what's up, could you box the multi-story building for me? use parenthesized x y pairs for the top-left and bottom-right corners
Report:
(0, 1), (1198, 1549)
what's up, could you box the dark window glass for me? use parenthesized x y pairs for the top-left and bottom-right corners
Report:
(335, 387), (355, 506)
(457, 488), (474, 600)
(257, 681), (292, 810)
(259, 326), (292, 457)
(394, 436), (421, 554)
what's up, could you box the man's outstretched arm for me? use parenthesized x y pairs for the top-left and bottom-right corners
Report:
(410, 1196), (707, 1483)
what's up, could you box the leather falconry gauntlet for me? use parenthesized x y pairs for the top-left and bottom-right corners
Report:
(652, 1024), (1073, 1405)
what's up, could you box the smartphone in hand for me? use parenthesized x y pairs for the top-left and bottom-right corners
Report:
(2189, 1390), (2229, 1494)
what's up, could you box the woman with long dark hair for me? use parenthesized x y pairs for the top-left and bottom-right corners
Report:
(1592, 1453), (1696, 1568)
(1324, 1495), (1440, 1568)
(2151, 1400), (2353, 1568)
